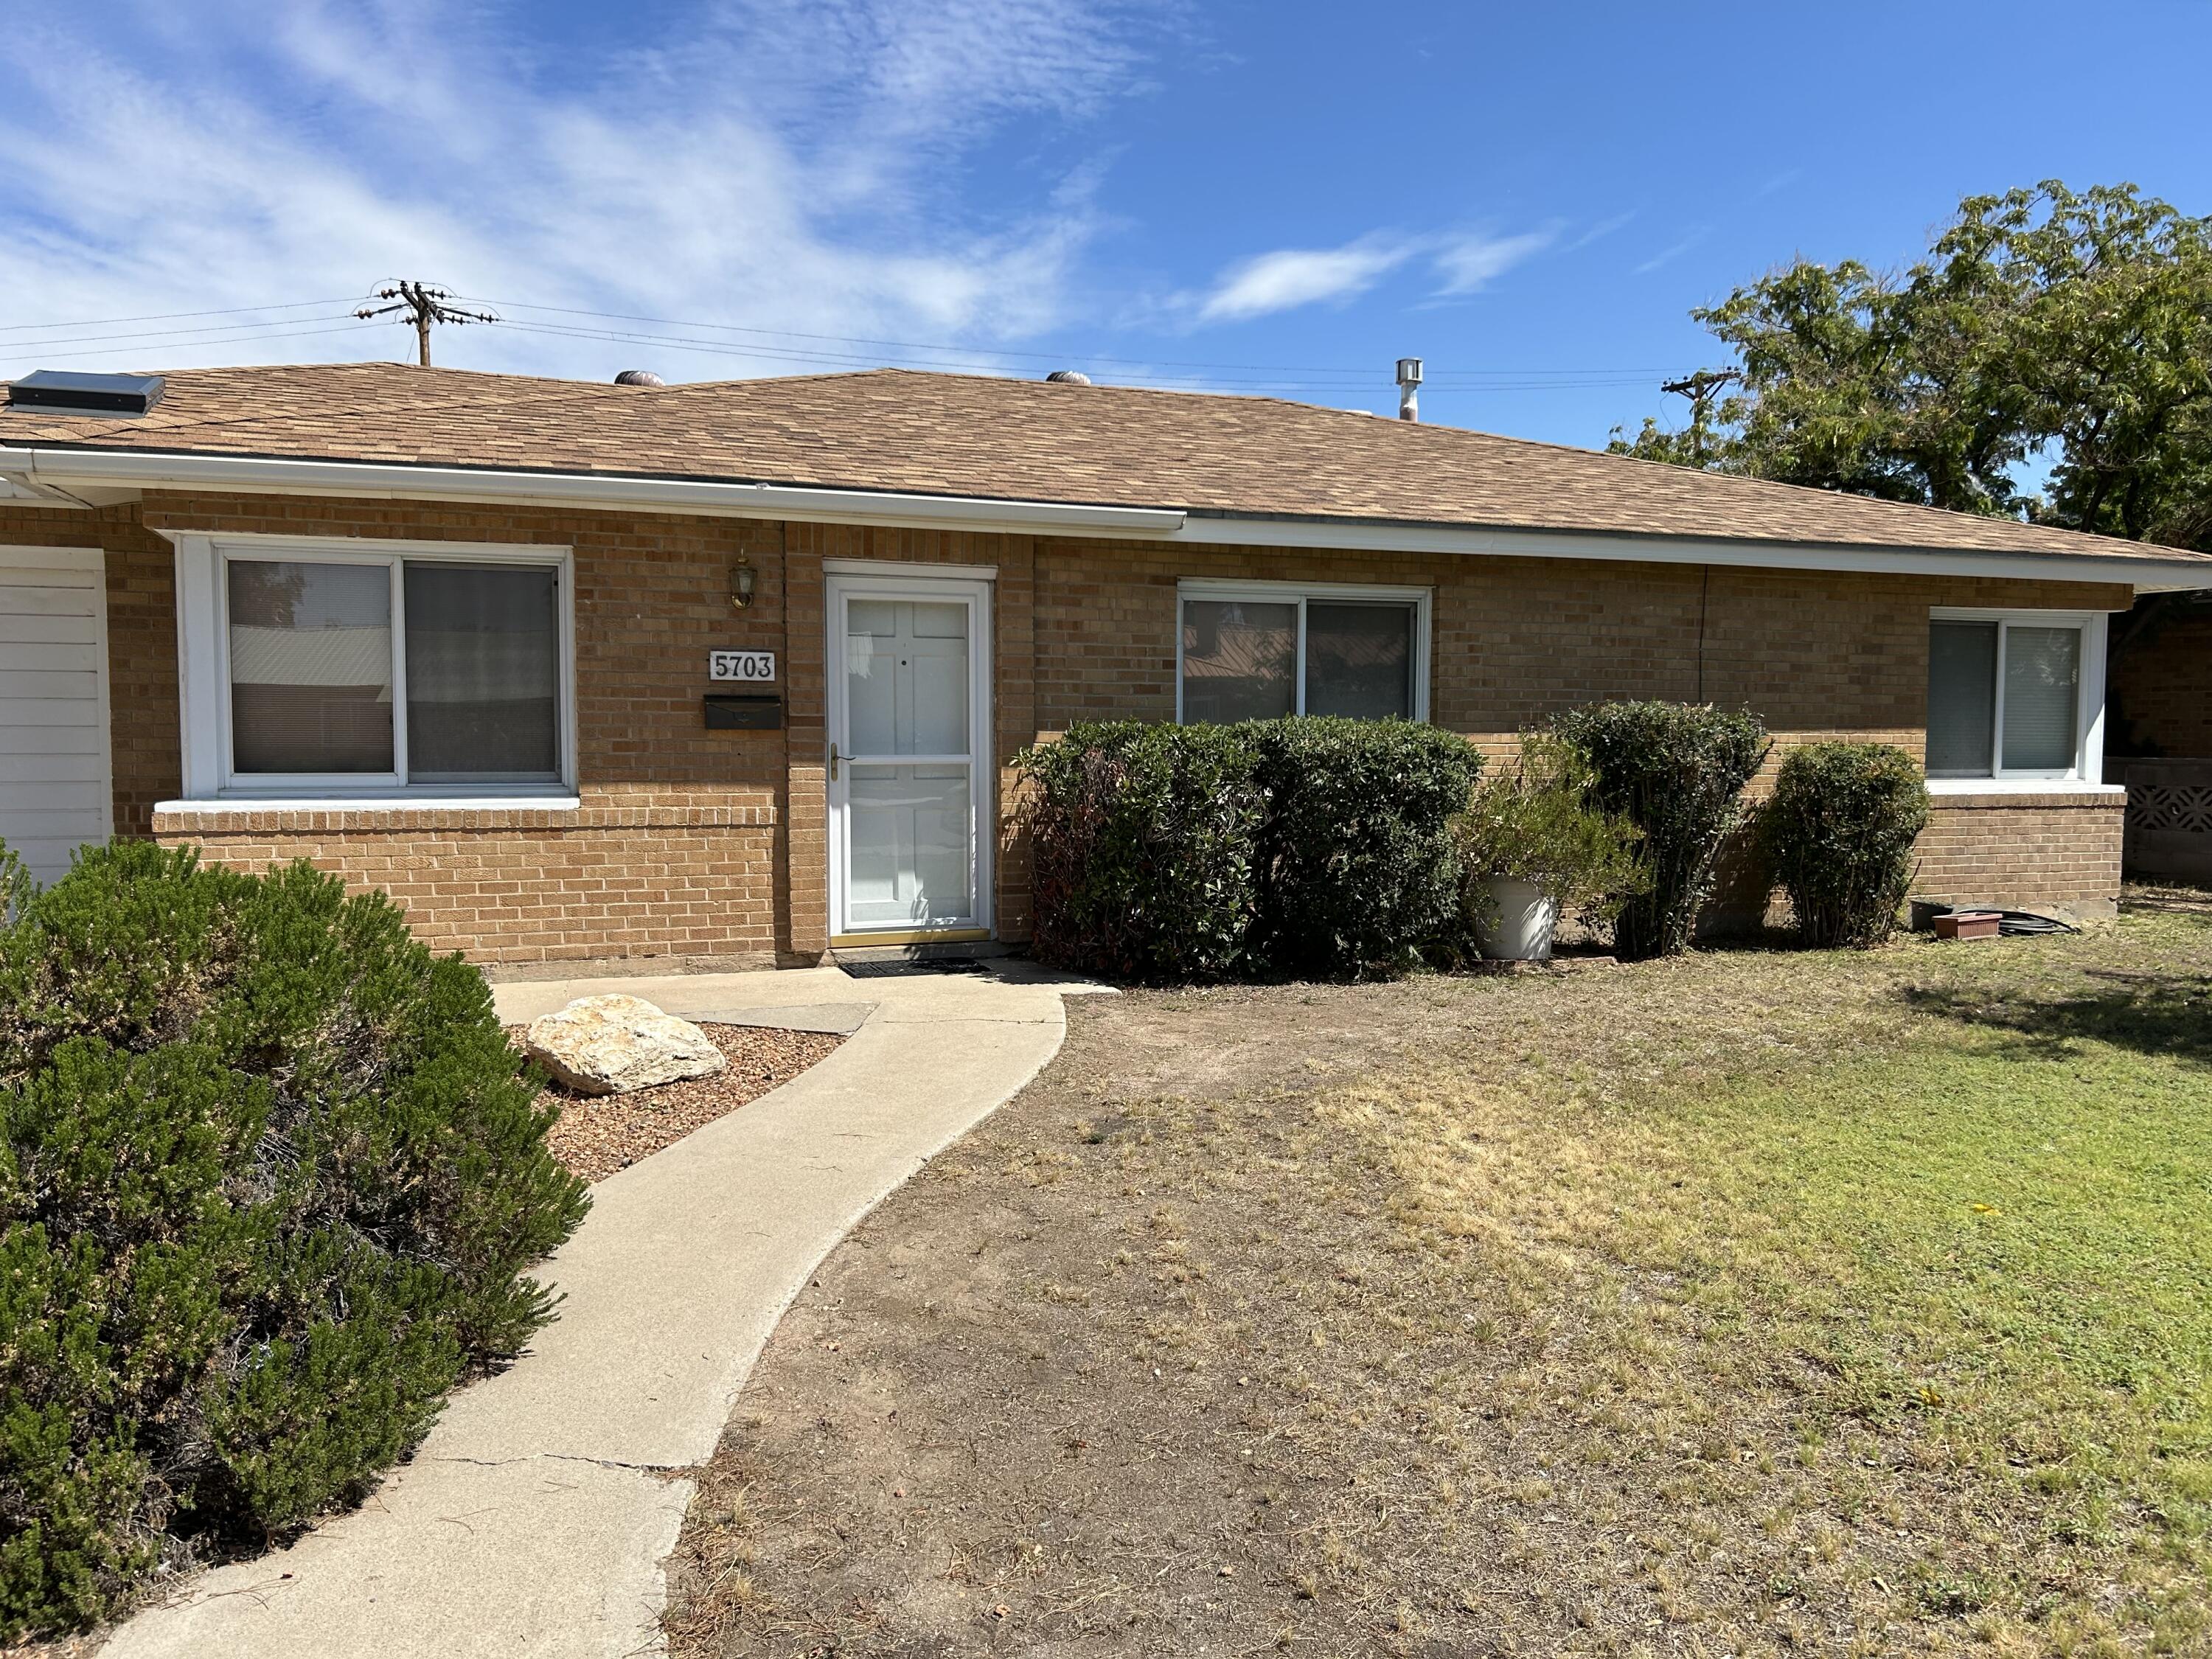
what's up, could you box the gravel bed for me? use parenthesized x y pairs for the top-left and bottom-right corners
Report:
(513, 1023), (844, 1184)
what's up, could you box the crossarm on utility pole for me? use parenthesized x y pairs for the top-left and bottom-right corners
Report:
(354, 280), (498, 368)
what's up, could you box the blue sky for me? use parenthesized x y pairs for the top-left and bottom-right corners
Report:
(2, 0), (2208, 451)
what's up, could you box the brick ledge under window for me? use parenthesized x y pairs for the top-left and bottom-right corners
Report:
(1924, 787), (2126, 811)
(151, 799), (778, 834)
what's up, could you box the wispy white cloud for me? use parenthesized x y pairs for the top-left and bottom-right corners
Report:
(1632, 228), (1709, 276)
(0, 0), (1168, 379)
(1429, 226), (1559, 295)
(1565, 210), (1635, 251)
(1196, 236), (1414, 323)
(1192, 223), (1562, 324)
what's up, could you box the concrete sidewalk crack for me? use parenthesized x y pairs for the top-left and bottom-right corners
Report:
(434, 1451), (689, 1476)
(541, 1451), (692, 1475)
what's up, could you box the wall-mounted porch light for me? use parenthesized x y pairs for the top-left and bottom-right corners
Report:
(731, 555), (756, 611)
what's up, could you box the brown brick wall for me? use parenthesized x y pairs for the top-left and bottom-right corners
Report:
(1030, 535), (2126, 770)
(2110, 607), (2212, 759)
(0, 494), (2139, 959)
(3, 493), (795, 967)
(1916, 793), (2126, 912)
(150, 802), (779, 964)
(1027, 537), (2132, 919)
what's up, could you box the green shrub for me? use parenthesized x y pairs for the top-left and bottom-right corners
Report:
(1553, 701), (1770, 960)
(1016, 722), (1267, 983)
(1248, 718), (1484, 978)
(1018, 717), (1481, 983)
(1761, 742), (1930, 948)
(0, 842), (589, 1638)
(1454, 733), (1646, 931)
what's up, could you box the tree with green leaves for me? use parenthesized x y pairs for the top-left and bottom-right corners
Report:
(1612, 181), (2212, 550)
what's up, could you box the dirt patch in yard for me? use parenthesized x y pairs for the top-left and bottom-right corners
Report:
(518, 1023), (844, 1184)
(664, 919), (2212, 1658)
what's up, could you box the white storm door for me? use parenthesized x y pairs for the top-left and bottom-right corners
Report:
(0, 548), (114, 887)
(826, 575), (992, 939)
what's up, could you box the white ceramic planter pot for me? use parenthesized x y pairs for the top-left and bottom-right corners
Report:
(1475, 875), (1560, 962)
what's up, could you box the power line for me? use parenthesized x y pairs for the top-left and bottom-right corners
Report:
(1, 321), (383, 366)
(0, 299), (356, 338)
(0, 313), (366, 355)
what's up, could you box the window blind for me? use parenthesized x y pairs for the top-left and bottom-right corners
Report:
(1925, 620), (1997, 777)
(2000, 625), (2079, 773)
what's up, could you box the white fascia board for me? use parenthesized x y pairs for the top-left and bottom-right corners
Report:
(1164, 514), (2212, 594)
(7, 442), (2207, 591)
(0, 445), (1186, 538)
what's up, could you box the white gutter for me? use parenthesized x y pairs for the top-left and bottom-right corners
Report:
(1166, 513), (2212, 593)
(0, 445), (1186, 538)
(4, 441), (2207, 592)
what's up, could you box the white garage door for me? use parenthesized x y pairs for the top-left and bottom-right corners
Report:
(0, 548), (113, 888)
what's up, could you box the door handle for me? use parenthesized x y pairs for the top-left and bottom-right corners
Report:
(829, 741), (841, 782)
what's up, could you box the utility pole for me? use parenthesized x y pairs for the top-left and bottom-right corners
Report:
(1661, 369), (1742, 466)
(355, 282), (498, 367)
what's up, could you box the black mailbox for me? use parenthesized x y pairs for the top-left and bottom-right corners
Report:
(704, 695), (782, 731)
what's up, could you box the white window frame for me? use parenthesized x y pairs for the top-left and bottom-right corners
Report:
(1175, 578), (1433, 724)
(169, 532), (577, 803)
(1926, 605), (2109, 793)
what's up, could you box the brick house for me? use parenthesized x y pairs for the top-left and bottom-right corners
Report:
(2, 362), (2205, 970)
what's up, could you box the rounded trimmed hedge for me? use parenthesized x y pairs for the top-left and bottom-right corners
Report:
(1553, 701), (1770, 960)
(1017, 717), (1481, 983)
(1762, 741), (1930, 947)
(1018, 720), (1268, 984)
(0, 843), (589, 1638)
(1248, 717), (1484, 978)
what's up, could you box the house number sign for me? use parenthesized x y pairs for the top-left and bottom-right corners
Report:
(709, 650), (776, 683)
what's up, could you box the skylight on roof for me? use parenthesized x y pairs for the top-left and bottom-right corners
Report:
(5, 370), (166, 417)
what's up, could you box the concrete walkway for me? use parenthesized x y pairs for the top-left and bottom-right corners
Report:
(105, 963), (1093, 1659)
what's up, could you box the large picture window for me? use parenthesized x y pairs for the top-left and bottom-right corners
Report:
(1925, 608), (2104, 784)
(175, 537), (574, 799)
(1178, 581), (1430, 723)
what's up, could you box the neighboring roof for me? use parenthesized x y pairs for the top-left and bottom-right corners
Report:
(2, 361), (2204, 566)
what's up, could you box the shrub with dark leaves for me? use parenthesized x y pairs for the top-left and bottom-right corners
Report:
(0, 842), (588, 1638)
(1018, 717), (1481, 983)
(1017, 722), (1267, 983)
(1554, 701), (1770, 959)
(1762, 741), (1929, 947)
(1248, 718), (1483, 978)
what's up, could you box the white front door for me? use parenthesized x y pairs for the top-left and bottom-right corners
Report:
(826, 573), (992, 942)
(0, 547), (114, 887)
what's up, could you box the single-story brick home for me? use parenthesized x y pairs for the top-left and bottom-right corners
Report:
(2, 362), (2206, 968)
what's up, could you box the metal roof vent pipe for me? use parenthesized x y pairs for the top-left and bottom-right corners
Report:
(1044, 369), (1091, 384)
(613, 369), (667, 387)
(1396, 357), (1422, 422)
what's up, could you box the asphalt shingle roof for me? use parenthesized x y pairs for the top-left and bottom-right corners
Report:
(4, 361), (2202, 565)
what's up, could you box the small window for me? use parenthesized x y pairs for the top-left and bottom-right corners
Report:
(220, 549), (566, 791)
(1178, 583), (1427, 723)
(1926, 611), (2093, 782)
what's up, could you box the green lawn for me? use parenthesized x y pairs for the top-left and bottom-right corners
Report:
(1610, 1040), (2212, 1644)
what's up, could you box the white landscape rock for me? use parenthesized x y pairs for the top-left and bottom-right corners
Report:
(522, 994), (727, 1096)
